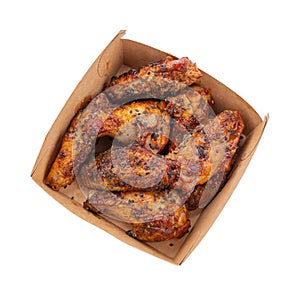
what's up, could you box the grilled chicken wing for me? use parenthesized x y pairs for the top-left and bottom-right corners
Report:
(78, 144), (180, 192)
(167, 109), (244, 194)
(45, 93), (112, 191)
(107, 56), (202, 88)
(84, 189), (190, 242)
(162, 84), (214, 153)
(80, 110), (244, 194)
(185, 110), (245, 209)
(192, 109), (244, 175)
(98, 100), (170, 153)
(190, 85), (213, 106)
(45, 57), (202, 191)
(81, 110), (244, 241)
(45, 55), (244, 242)
(46, 100), (171, 191)
(165, 88), (213, 130)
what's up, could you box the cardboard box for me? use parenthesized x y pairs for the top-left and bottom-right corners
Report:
(31, 30), (268, 264)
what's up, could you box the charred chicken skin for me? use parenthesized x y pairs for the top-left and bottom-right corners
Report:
(80, 110), (244, 193)
(185, 110), (245, 209)
(45, 100), (171, 191)
(84, 190), (190, 242)
(45, 94), (112, 191)
(82, 110), (244, 241)
(98, 100), (170, 153)
(107, 56), (202, 88)
(45, 57), (202, 191)
(45, 56), (245, 242)
(79, 144), (180, 192)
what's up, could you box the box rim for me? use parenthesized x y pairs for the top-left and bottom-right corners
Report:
(31, 31), (268, 265)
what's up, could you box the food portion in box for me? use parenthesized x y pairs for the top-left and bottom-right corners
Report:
(45, 56), (244, 242)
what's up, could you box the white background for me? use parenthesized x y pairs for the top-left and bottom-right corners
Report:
(1, 0), (299, 299)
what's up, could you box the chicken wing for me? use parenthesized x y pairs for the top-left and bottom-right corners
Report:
(44, 54), (245, 243)
(185, 110), (245, 209)
(81, 110), (244, 241)
(45, 93), (112, 191)
(165, 86), (215, 153)
(100, 100), (170, 153)
(45, 99), (172, 190)
(78, 144), (180, 192)
(84, 189), (190, 242)
(107, 56), (202, 88)
(80, 110), (244, 194)
(45, 57), (202, 191)
(167, 110), (244, 193)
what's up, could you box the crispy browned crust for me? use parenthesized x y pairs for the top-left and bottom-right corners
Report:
(45, 99), (172, 191)
(80, 111), (244, 241)
(84, 190), (190, 242)
(127, 206), (190, 242)
(79, 110), (244, 194)
(78, 144), (180, 192)
(165, 86), (215, 153)
(45, 55), (244, 242)
(45, 94), (112, 190)
(98, 100), (170, 153)
(45, 57), (202, 191)
(45, 110), (83, 191)
(193, 109), (245, 174)
(191, 84), (214, 107)
(107, 56), (202, 88)
(185, 110), (245, 209)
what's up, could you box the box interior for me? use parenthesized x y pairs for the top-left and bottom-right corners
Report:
(31, 31), (267, 264)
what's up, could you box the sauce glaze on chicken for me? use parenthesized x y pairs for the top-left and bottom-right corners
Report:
(45, 57), (244, 242)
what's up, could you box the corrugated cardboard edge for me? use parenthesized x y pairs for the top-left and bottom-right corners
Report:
(31, 31), (268, 265)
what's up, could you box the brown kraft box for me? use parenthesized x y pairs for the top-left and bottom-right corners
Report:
(31, 30), (268, 265)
